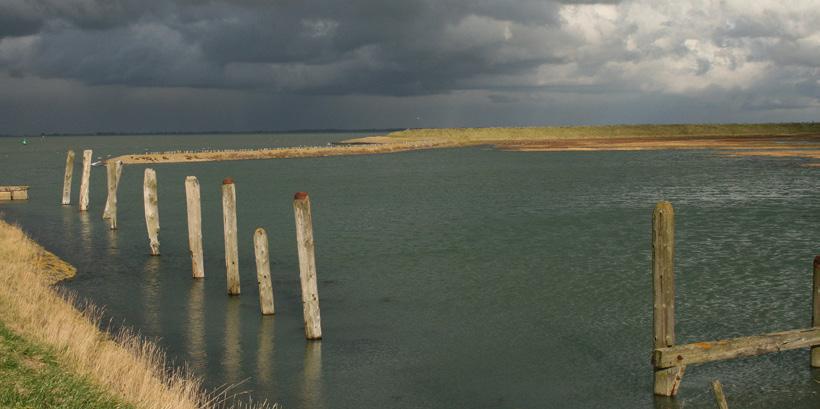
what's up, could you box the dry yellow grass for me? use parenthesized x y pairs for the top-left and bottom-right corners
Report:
(0, 219), (274, 409)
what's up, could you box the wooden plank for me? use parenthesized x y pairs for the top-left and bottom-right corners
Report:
(653, 327), (820, 368)
(293, 192), (322, 340)
(61, 150), (74, 205)
(185, 176), (204, 278)
(143, 168), (160, 255)
(812, 256), (820, 367)
(711, 380), (730, 409)
(0, 192), (11, 200)
(652, 201), (680, 395)
(254, 228), (275, 315)
(222, 178), (240, 295)
(79, 149), (92, 211)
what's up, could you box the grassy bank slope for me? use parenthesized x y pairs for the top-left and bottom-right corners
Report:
(0, 219), (273, 409)
(0, 321), (132, 408)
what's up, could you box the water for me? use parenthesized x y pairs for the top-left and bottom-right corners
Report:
(1, 133), (819, 408)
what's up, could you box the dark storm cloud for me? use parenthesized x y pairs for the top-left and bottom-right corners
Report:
(0, 0), (817, 134)
(0, 0), (583, 94)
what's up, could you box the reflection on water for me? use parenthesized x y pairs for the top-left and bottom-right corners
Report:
(78, 211), (92, 259)
(106, 228), (119, 258)
(300, 342), (323, 408)
(224, 297), (242, 385)
(654, 395), (684, 409)
(187, 280), (207, 372)
(256, 317), (275, 386)
(142, 257), (161, 335)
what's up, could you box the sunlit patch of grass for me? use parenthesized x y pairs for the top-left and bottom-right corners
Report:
(0, 321), (133, 409)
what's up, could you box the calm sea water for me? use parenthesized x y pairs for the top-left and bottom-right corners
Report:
(1, 133), (818, 408)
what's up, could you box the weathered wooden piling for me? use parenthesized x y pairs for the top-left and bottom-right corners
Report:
(222, 178), (240, 295)
(812, 256), (820, 367)
(103, 162), (114, 219)
(185, 176), (204, 278)
(105, 161), (123, 229)
(61, 150), (75, 205)
(293, 192), (322, 340)
(254, 228), (275, 315)
(711, 380), (729, 409)
(652, 201), (682, 396)
(143, 168), (160, 255)
(79, 150), (92, 211)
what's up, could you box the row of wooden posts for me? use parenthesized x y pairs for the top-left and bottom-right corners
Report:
(60, 149), (322, 340)
(60, 149), (820, 394)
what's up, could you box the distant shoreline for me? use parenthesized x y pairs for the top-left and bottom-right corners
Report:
(101, 123), (820, 166)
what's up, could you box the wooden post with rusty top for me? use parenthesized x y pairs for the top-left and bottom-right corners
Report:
(61, 150), (75, 205)
(222, 178), (240, 295)
(185, 176), (204, 278)
(79, 149), (92, 211)
(812, 256), (820, 367)
(293, 192), (322, 340)
(652, 201), (683, 396)
(254, 228), (275, 315)
(105, 161), (123, 229)
(143, 168), (160, 255)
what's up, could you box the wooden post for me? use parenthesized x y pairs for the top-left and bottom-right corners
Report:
(222, 178), (240, 295)
(79, 149), (92, 211)
(185, 176), (204, 278)
(293, 192), (322, 340)
(143, 168), (160, 255)
(254, 228), (275, 315)
(711, 380), (729, 409)
(812, 256), (820, 367)
(106, 161), (123, 229)
(103, 162), (114, 219)
(652, 201), (683, 395)
(61, 150), (75, 205)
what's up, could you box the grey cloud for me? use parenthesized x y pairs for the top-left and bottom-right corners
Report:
(0, 0), (818, 134)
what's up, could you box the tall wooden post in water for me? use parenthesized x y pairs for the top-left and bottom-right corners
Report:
(222, 179), (240, 295)
(79, 150), (92, 211)
(812, 256), (820, 367)
(652, 201), (682, 395)
(104, 161), (123, 228)
(293, 192), (322, 340)
(143, 168), (160, 255)
(185, 176), (204, 278)
(254, 228), (275, 315)
(61, 150), (75, 205)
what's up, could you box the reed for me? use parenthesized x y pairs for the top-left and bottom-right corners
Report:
(0, 219), (275, 409)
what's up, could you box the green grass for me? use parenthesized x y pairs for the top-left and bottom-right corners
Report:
(0, 321), (133, 409)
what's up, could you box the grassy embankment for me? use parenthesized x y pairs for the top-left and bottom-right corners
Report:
(0, 219), (272, 409)
(107, 123), (820, 165)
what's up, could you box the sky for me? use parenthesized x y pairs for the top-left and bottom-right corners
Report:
(0, 0), (818, 134)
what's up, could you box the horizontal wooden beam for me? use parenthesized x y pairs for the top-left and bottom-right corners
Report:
(653, 327), (820, 369)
